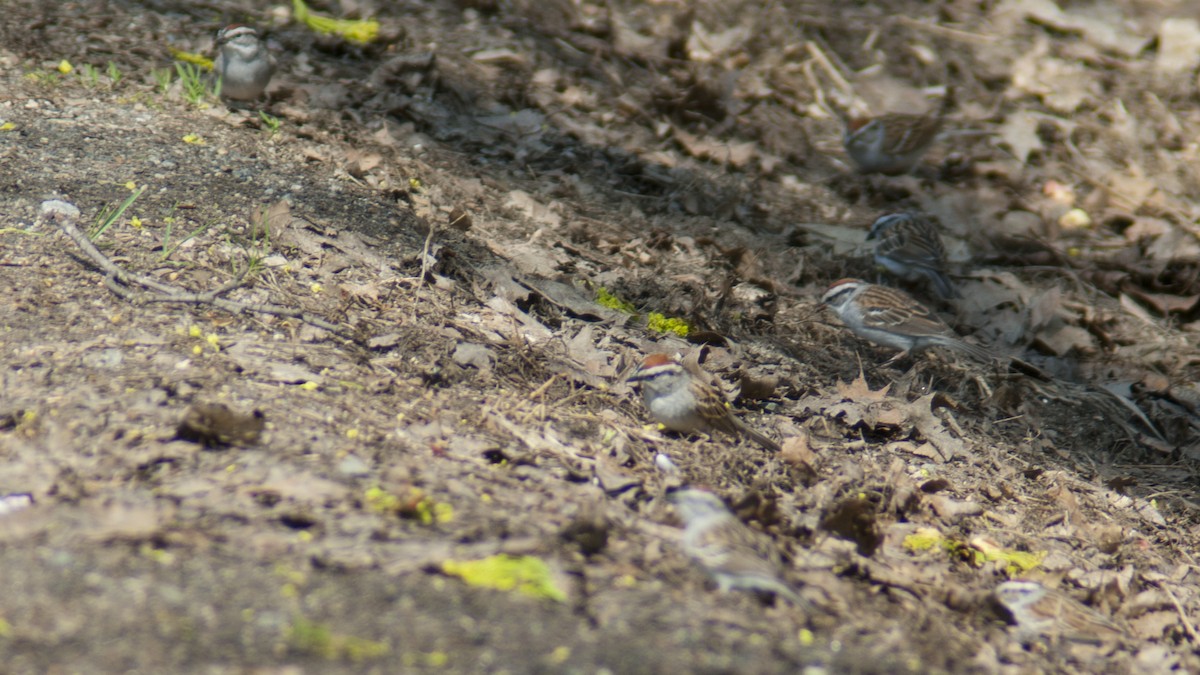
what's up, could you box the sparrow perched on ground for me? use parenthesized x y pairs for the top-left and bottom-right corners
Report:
(842, 87), (954, 175)
(629, 353), (780, 452)
(820, 279), (995, 363)
(669, 487), (807, 607)
(993, 580), (1127, 645)
(867, 212), (958, 299)
(213, 25), (275, 102)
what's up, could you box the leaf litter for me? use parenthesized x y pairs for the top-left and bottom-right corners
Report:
(1, 0), (1200, 672)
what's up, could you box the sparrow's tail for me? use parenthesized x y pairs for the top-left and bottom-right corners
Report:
(925, 268), (961, 300)
(948, 337), (998, 364)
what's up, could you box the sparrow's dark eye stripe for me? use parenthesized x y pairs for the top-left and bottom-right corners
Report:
(869, 213), (908, 239)
(821, 286), (857, 306)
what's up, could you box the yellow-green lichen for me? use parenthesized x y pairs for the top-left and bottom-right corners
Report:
(904, 529), (1045, 576)
(286, 616), (390, 661)
(647, 312), (689, 337)
(293, 0), (379, 43)
(168, 48), (213, 70)
(902, 530), (942, 552)
(594, 286), (636, 314)
(441, 554), (566, 602)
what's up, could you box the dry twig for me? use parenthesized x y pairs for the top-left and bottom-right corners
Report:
(1150, 580), (1199, 644)
(55, 212), (354, 340)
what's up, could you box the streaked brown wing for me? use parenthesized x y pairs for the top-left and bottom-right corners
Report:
(860, 285), (953, 336)
(885, 216), (946, 268)
(881, 114), (941, 154)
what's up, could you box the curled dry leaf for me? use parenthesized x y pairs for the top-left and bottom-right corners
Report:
(779, 432), (817, 480)
(176, 402), (265, 447)
(998, 110), (1044, 164)
(250, 199), (294, 240)
(819, 496), (882, 557)
(1157, 18), (1200, 74)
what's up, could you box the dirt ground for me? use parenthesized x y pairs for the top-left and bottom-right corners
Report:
(3, 0), (1200, 672)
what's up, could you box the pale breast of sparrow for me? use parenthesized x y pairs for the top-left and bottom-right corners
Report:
(213, 24), (275, 102)
(629, 353), (780, 452)
(820, 278), (994, 362)
(669, 487), (808, 608)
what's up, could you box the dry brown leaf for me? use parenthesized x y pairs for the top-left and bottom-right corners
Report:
(819, 497), (881, 557)
(998, 110), (1045, 163)
(344, 149), (383, 178)
(471, 48), (527, 66)
(1145, 228), (1200, 262)
(883, 459), (920, 516)
(926, 495), (983, 521)
(1010, 38), (1096, 113)
(176, 402), (266, 446)
(1119, 293), (1159, 325)
(1027, 287), (1064, 331)
(835, 371), (890, 403)
(886, 440), (941, 461)
(780, 432), (817, 473)
(672, 127), (757, 169)
(906, 395), (965, 462)
(482, 296), (554, 345)
(1123, 289), (1200, 317)
(90, 499), (174, 542)
(560, 324), (619, 387)
(1035, 324), (1094, 356)
(251, 199), (294, 240)
(1129, 611), (1181, 639)
(453, 342), (495, 373)
(867, 405), (907, 429)
(505, 190), (562, 228)
(252, 470), (350, 504)
(1157, 18), (1200, 74)
(593, 455), (640, 496)
(1001, 0), (1150, 56)
(610, 9), (664, 60)
(685, 21), (751, 62)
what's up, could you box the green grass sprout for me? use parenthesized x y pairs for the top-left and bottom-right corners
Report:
(151, 67), (173, 95)
(79, 63), (101, 88)
(259, 111), (282, 136)
(161, 218), (216, 261)
(174, 62), (211, 106)
(90, 185), (145, 240)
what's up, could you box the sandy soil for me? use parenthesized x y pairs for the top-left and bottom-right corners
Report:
(2, 0), (1200, 672)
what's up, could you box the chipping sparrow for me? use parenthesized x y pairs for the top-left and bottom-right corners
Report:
(867, 212), (958, 299)
(842, 87), (954, 175)
(213, 25), (275, 102)
(669, 487), (807, 607)
(993, 580), (1127, 645)
(629, 353), (781, 452)
(820, 279), (994, 362)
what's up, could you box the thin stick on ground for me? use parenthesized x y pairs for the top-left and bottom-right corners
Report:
(805, 40), (853, 100)
(1152, 580), (1199, 644)
(409, 220), (439, 323)
(891, 16), (998, 44)
(54, 212), (355, 341)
